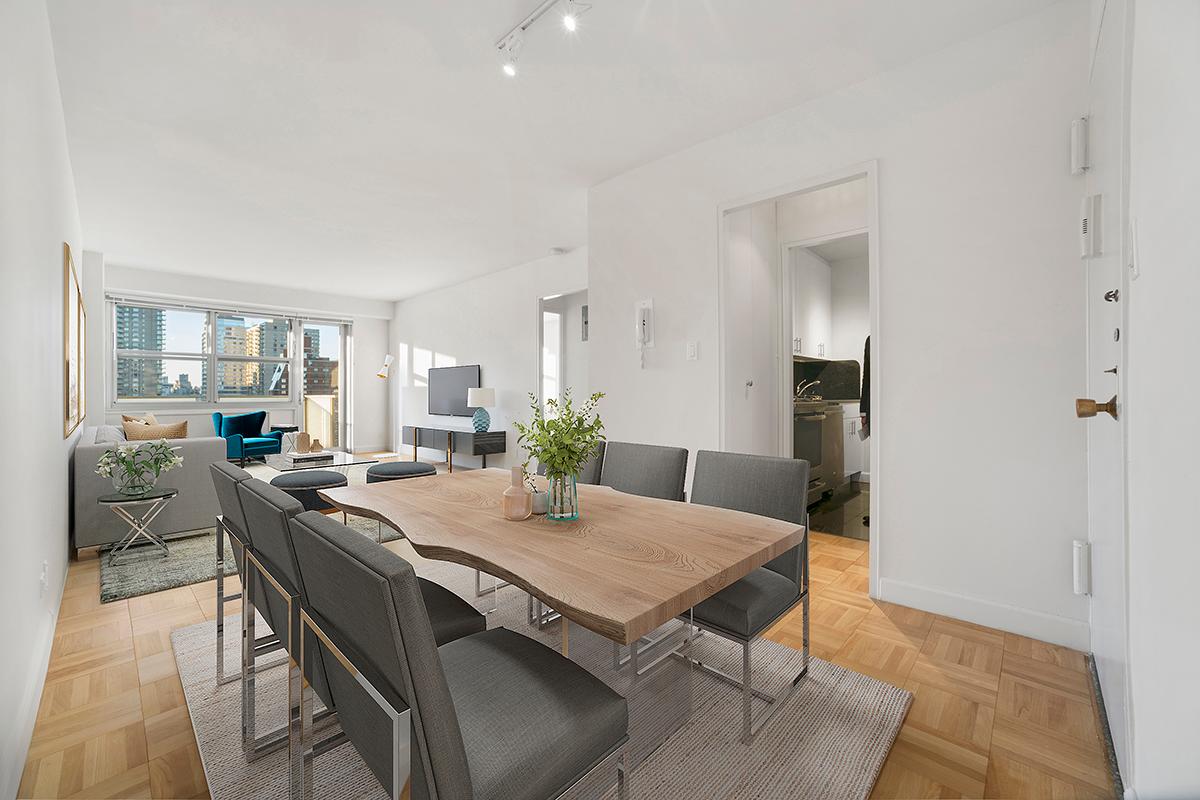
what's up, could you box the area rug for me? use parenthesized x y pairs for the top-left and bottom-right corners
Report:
(99, 463), (397, 602)
(172, 557), (910, 799)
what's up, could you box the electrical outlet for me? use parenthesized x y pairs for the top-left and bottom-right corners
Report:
(686, 341), (698, 361)
(40, 560), (48, 596)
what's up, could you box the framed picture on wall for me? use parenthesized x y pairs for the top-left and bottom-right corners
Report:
(63, 243), (85, 437)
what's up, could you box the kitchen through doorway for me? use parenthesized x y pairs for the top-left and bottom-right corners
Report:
(718, 165), (878, 562)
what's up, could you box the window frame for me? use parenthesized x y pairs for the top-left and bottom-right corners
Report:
(108, 297), (350, 412)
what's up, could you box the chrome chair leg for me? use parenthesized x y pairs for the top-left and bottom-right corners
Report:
(616, 746), (629, 800)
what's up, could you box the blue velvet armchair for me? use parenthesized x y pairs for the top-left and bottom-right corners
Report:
(212, 411), (283, 465)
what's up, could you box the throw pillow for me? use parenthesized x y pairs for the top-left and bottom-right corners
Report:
(94, 425), (127, 444)
(121, 413), (159, 425)
(122, 420), (188, 441)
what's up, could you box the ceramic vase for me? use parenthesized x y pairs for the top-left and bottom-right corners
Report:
(502, 467), (532, 521)
(531, 490), (548, 515)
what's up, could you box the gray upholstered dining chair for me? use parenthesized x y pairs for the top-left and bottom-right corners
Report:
(289, 510), (631, 800)
(683, 449), (810, 743)
(598, 440), (688, 501)
(209, 461), (280, 686)
(235, 478), (487, 792)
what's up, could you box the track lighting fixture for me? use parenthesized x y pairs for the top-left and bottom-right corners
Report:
(499, 31), (523, 77)
(495, 0), (593, 78)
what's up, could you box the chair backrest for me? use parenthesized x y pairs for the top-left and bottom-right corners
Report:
(599, 441), (688, 501)
(689, 450), (810, 583)
(213, 410), (267, 438)
(237, 478), (335, 706)
(536, 441), (605, 485)
(289, 511), (472, 798)
(209, 461), (253, 542)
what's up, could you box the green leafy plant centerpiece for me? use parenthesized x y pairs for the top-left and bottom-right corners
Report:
(96, 439), (184, 496)
(514, 389), (605, 521)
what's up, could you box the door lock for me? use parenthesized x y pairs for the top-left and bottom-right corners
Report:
(1104, 289), (1120, 302)
(1076, 396), (1118, 420)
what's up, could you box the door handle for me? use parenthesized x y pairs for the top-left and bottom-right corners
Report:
(1076, 395), (1118, 420)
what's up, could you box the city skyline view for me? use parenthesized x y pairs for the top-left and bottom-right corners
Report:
(115, 304), (341, 400)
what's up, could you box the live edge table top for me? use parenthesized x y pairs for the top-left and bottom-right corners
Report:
(320, 468), (805, 646)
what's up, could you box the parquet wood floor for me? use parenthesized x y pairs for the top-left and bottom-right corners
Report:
(20, 526), (1115, 799)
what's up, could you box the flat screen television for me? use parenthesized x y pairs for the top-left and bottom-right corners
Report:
(427, 364), (481, 417)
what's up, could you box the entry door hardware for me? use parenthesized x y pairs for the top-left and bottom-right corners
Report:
(1104, 289), (1120, 302)
(1080, 194), (1101, 258)
(1070, 117), (1090, 175)
(1076, 395), (1119, 420)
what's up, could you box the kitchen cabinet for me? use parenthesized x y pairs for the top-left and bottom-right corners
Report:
(790, 248), (832, 358)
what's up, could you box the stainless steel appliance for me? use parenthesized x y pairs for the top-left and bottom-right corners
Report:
(793, 401), (844, 504)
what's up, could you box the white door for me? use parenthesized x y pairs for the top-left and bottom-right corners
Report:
(1081, 0), (1131, 777)
(721, 202), (779, 456)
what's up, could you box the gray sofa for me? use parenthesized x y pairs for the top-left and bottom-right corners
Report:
(72, 424), (227, 549)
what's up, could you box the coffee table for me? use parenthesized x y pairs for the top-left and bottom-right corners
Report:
(99, 487), (178, 564)
(264, 451), (379, 473)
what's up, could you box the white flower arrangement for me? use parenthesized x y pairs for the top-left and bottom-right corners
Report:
(96, 439), (184, 494)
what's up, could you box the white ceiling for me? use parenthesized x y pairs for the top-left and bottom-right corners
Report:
(47, 0), (1048, 300)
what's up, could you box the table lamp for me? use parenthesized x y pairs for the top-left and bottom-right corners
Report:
(467, 387), (496, 433)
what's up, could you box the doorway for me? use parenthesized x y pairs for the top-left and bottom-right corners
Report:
(718, 163), (880, 589)
(537, 289), (589, 411)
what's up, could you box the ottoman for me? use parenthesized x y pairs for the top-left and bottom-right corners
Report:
(366, 461), (437, 483)
(269, 469), (348, 513)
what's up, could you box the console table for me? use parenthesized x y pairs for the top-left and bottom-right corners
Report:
(401, 425), (506, 472)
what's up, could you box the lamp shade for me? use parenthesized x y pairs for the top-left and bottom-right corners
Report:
(467, 387), (496, 409)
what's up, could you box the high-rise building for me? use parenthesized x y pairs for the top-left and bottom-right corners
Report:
(115, 305), (164, 397)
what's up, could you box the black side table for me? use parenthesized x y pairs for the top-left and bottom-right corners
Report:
(98, 487), (178, 564)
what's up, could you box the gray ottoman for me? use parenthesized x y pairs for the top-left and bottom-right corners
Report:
(366, 461), (437, 483)
(269, 469), (348, 513)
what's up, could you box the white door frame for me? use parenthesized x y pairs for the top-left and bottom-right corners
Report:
(717, 160), (881, 597)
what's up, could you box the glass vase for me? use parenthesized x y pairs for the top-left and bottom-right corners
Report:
(547, 473), (579, 521)
(113, 469), (156, 496)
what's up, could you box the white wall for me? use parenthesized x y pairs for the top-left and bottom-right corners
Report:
(589, 2), (1092, 647)
(777, 178), (868, 244)
(98, 265), (393, 451)
(0, 0), (82, 792)
(1125, 1), (1200, 795)
(390, 249), (588, 468)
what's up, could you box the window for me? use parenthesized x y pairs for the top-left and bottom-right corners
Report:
(114, 305), (208, 400)
(213, 314), (292, 398)
(110, 302), (350, 432)
(302, 322), (341, 448)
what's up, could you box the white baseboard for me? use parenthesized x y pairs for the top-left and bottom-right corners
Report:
(878, 577), (1090, 651)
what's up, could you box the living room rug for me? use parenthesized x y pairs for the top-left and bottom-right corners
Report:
(171, 557), (910, 800)
(99, 463), (397, 602)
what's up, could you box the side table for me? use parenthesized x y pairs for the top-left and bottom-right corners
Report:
(271, 424), (301, 454)
(99, 487), (178, 564)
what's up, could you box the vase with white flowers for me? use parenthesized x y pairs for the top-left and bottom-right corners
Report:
(514, 389), (605, 521)
(95, 439), (184, 496)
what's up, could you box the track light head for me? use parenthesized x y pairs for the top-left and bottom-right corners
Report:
(562, 0), (591, 32)
(499, 31), (523, 77)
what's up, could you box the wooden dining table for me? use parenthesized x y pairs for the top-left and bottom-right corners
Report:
(319, 468), (806, 650)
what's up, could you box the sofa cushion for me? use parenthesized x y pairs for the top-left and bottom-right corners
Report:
(121, 413), (159, 425)
(123, 420), (188, 440)
(95, 425), (126, 444)
(241, 436), (281, 451)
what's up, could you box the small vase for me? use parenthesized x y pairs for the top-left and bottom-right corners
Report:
(547, 473), (579, 521)
(502, 466), (532, 521)
(531, 491), (548, 515)
(113, 470), (156, 496)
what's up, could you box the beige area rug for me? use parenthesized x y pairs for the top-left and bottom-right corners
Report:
(174, 553), (909, 799)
